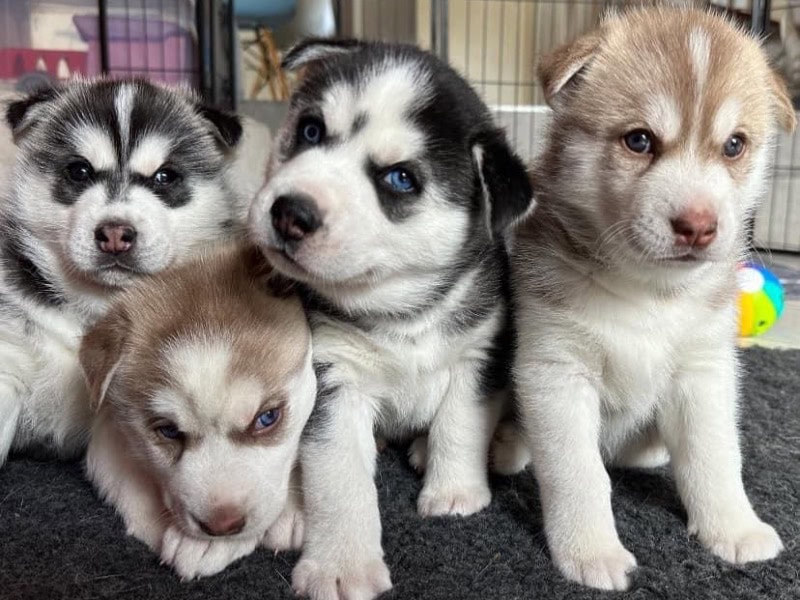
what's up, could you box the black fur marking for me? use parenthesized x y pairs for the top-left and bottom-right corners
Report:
(282, 38), (366, 71)
(351, 112), (368, 135)
(367, 160), (424, 223)
(129, 172), (191, 209)
(5, 86), (59, 136)
(1, 222), (64, 306)
(473, 129), (533, 234)
(195, 105), (243, 149)
(302, 362), (339, 443)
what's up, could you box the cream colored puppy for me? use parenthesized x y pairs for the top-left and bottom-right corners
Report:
(509, 7), (796, 591)
(80, 244), (314, 579)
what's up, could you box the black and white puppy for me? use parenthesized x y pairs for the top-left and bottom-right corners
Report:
(0, 79), (265, 464)
(249, 39), (533, 599)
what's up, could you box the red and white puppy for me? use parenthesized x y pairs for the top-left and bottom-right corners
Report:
(80, 244), (314, 579)
(507, 6), (796, 591)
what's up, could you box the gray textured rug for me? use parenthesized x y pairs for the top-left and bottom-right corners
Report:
(1, 347), (798, 600)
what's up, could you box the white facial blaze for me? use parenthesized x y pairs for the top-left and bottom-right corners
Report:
(72, 126), (117, 172)
(129, 135), (172, 177)
(114, 84), (135, 150)
(688, 29), (710, 93)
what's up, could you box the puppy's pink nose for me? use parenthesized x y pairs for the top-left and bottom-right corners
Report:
(670, 208), (718, 249)
(197, 505), (246, 537)
(94, 222), (137, 254)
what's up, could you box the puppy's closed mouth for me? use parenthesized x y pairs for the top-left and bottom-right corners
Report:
(97, 260), (143, 273)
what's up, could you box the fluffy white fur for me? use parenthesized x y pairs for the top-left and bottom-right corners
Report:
(86, 345), (315, 579)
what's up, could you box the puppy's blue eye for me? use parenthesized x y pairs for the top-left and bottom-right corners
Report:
(157, 424), (182, 440)
(298, 117), (325, 145)
(382, 167), (417, 193)
(622, 129), (654, 154)
(253, 408), (281, 432)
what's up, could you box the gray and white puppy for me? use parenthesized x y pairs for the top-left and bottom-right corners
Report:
(249, 39), (533, 600)
(0, 79), (265, 465)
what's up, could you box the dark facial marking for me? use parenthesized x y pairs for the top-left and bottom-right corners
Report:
(351, 112), (368, 135)
(0, 221), (64, 306)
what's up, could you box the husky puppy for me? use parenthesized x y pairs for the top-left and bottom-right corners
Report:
(0, 79), (266, 465)
(248, 39), (533, 599)
(80, 243), (314, 579)
(509, 7), (796, 591)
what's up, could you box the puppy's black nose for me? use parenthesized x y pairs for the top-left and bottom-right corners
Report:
(94, 222), (137, 254)
(270, 194), (322, 242)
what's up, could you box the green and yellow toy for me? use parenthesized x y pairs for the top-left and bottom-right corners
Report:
(737, 262), (784, 337)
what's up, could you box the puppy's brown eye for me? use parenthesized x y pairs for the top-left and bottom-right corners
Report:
(622, 129), (654, 154)
(65, 160), (94, 183)
(723, 135), (745, 159)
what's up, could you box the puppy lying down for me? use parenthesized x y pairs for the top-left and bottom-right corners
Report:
(79, 243), (314, 579)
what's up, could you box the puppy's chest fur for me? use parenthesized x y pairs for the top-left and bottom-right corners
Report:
(521, 257), (735, 419)
(311, 303), (501, 436)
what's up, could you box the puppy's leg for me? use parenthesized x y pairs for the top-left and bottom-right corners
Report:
(519, 363), (636, 591)
(416, 367), (500, 517)
(611, 423), (670, 469)
(659, 349), (783, 563)
(0, 339), (35, 465)
(292, 387), (392, 600)
(0, 389), (21, 466)
(86, 414), (166, 551)
(490, 420), (533, 475)
(263, 465), (304, 552)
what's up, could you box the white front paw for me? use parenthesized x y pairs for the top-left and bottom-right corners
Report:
(695, 519), (784, 564)
(292, 553), (392, 600)
(160, 526), (258, 580)
(263, 502), (305, 552)
(553, 541), (637, 591)
(417, 482), (491, 517)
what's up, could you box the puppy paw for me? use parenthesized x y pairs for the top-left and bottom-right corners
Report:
(490, 422), (531, 475)
(292, 554), (392, 600)
(160, 526), (258, 580)
(417, 483), (491, 517)
(263, 502), (305, 552)
(696, 519), (783, 564)
(407, 435), (427, 473)
(555, 542), (637, 591)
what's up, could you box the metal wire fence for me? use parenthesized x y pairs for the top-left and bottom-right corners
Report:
(0, 0), (797, 250)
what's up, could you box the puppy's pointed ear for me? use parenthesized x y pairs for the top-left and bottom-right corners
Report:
(196, 104), (243, 149)
(79, 309), (131, 410)
(537, 32), (602, 106)
(5, 86), (59, 142)
(282, 38), (365, 71)
(472, 128), (534, 236)
(767, 70), (797, 132)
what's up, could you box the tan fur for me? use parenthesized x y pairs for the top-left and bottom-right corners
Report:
(79, 242), (313, 579)
(81, 243), (309, 411)
(509, 7), (788, 592)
